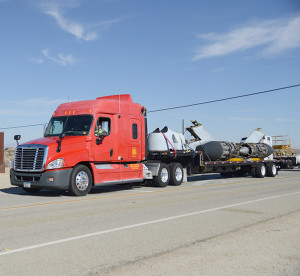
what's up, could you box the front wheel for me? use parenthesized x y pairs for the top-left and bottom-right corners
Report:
(153, 163), (170, 187)
(69, 165), (93, 196)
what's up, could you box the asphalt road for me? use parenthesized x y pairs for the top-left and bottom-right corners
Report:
(0, 168), (300, 275)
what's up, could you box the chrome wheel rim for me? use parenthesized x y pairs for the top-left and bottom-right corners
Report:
(175, 167), (183, 181)
(272, 164), (277, 175)
(161, 168), (169, 183)
(75, 171), (89, 191)
(261, 165), (266, 176)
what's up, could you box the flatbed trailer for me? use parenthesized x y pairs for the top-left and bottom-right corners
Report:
(146, 149), (278, 187)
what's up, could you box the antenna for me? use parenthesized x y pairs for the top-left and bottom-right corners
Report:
(118, 89), (121, 117)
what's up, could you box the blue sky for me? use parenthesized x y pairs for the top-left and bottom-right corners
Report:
(1, 0), (300, 147)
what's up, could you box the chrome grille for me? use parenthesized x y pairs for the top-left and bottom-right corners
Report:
(14, 145), (48, 172)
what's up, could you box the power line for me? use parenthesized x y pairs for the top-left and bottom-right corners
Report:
(0, 83), (299, 130)
(148, 84), (300, 113)
(0, 123), (47, 130)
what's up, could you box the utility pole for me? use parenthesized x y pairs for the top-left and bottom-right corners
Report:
(0, 132), (5, 173)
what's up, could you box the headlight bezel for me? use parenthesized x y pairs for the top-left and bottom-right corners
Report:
(46, 158), (65, 170)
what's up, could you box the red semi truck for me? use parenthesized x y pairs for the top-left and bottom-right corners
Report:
(10, 94), (279, 196)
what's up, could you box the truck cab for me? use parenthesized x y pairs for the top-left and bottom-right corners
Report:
(10, 94), (146, 196)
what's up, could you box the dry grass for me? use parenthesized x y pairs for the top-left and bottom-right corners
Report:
(4, 147), (15, 167)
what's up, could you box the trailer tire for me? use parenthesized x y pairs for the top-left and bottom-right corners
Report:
(169, 163), (184, 186)
(69, 165), (93, 196)
(153, 163), (170, 187)
(266, 163), (277, 177)
(255, 164), (266, 178)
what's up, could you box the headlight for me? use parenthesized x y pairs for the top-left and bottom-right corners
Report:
(46, 158), (64, 170)
(11, 159), (14, 168)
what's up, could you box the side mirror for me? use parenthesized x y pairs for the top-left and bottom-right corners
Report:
(59, 133), (66, 139)
(14, 135), (21, 146)
(43, 124), (47, 135)
(14, 135), (21, 141)
(96, 136), (105, 145)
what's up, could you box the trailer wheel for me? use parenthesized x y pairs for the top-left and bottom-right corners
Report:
(22, 187), (41, 193)
(255, 164), (266, 178)
(69, 165), (93, 196)
(266, 163), (277, 177)
(153, 163), (170, 187)
(169, 163), (184, 186)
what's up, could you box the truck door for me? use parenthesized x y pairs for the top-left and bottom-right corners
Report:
(128, 119), (142, 161)
(120, 118), (143, 181)
(91, 114), (120, 183)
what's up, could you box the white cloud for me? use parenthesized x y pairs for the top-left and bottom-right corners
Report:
(28, 57), (44, 64)
(193, 14), (300, 60)
(45, 7), (97, 41)
(42, 49), (75, 66)
(40, 1), (125, 41)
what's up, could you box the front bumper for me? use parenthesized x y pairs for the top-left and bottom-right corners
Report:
(10, 168), (72, 191)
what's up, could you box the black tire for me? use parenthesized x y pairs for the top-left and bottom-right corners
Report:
(251, 167), (256, 177)
(153, 163), (170, 187)
(169, 163), (184, 186)
(69, 165), (93, 196)
(266, 163), (277, 177)
(255, 164), (266, 178)
(22, 187), (41, 193)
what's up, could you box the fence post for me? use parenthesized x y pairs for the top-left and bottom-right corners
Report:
(0, 132), (4, 173)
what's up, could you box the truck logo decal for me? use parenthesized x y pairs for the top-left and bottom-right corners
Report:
(132, 147), (137, 157)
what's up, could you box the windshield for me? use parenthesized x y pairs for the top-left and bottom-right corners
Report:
(44, 115), (93, 137)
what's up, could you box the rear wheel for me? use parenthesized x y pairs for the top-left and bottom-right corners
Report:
(255, 164), (266, 178)
(153, 163), (170, 187)
(69, 165), (93, 196)
(169, 163), (184, 186)
(266, 163), (277, 177)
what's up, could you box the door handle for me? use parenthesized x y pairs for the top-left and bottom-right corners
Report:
(110, 149), (113, 157)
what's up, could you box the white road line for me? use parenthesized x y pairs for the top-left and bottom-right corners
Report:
(1, 190), (300, 256)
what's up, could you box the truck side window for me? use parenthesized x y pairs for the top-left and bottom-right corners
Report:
(95, 118), (111, 137)
(132, 123), (138, 139)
